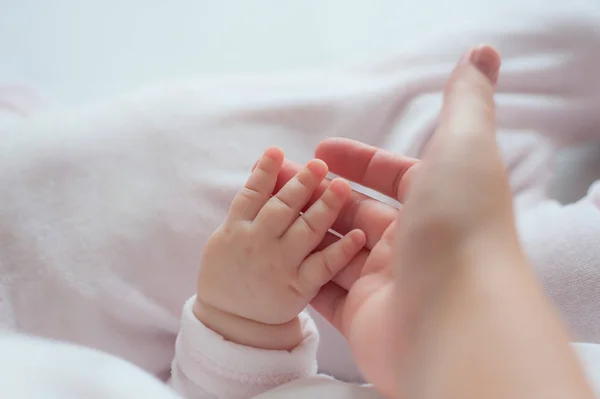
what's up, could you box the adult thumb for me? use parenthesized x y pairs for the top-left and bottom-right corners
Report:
(403, 45), (514, 241)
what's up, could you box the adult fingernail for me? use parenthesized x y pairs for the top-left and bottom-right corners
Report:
(469, 45), (501, 84)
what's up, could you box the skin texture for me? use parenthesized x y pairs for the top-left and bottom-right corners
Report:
(194, 148), (366, 351)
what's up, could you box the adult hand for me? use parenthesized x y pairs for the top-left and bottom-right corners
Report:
(305, 45), (506, 397)
(295, 45), (593, 399)
(271, 44), (502, 393)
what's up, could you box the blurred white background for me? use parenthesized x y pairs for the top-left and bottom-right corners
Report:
(0, 0), (556, 106)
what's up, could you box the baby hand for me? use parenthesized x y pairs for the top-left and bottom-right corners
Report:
(194, 147), (365, 350)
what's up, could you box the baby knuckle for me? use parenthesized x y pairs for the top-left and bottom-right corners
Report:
(339, 238), (356, 257)
(295, 174), (315, 190)
(319, 195), (338, 212)
(239, 186), (264, 202)
(272, 195), (294, 211)
(298, 214), (319, 236)
(320, 252), (337, 277)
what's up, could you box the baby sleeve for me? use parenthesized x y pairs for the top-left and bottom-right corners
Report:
(170, 297), (319, 399)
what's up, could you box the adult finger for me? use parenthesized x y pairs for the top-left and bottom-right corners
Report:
(315, 138), (418, 200)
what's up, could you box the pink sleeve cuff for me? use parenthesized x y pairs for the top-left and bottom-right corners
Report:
(172, 296), (319, 398)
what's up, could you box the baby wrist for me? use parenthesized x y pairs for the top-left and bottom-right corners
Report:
(192, 297), (304, 351)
